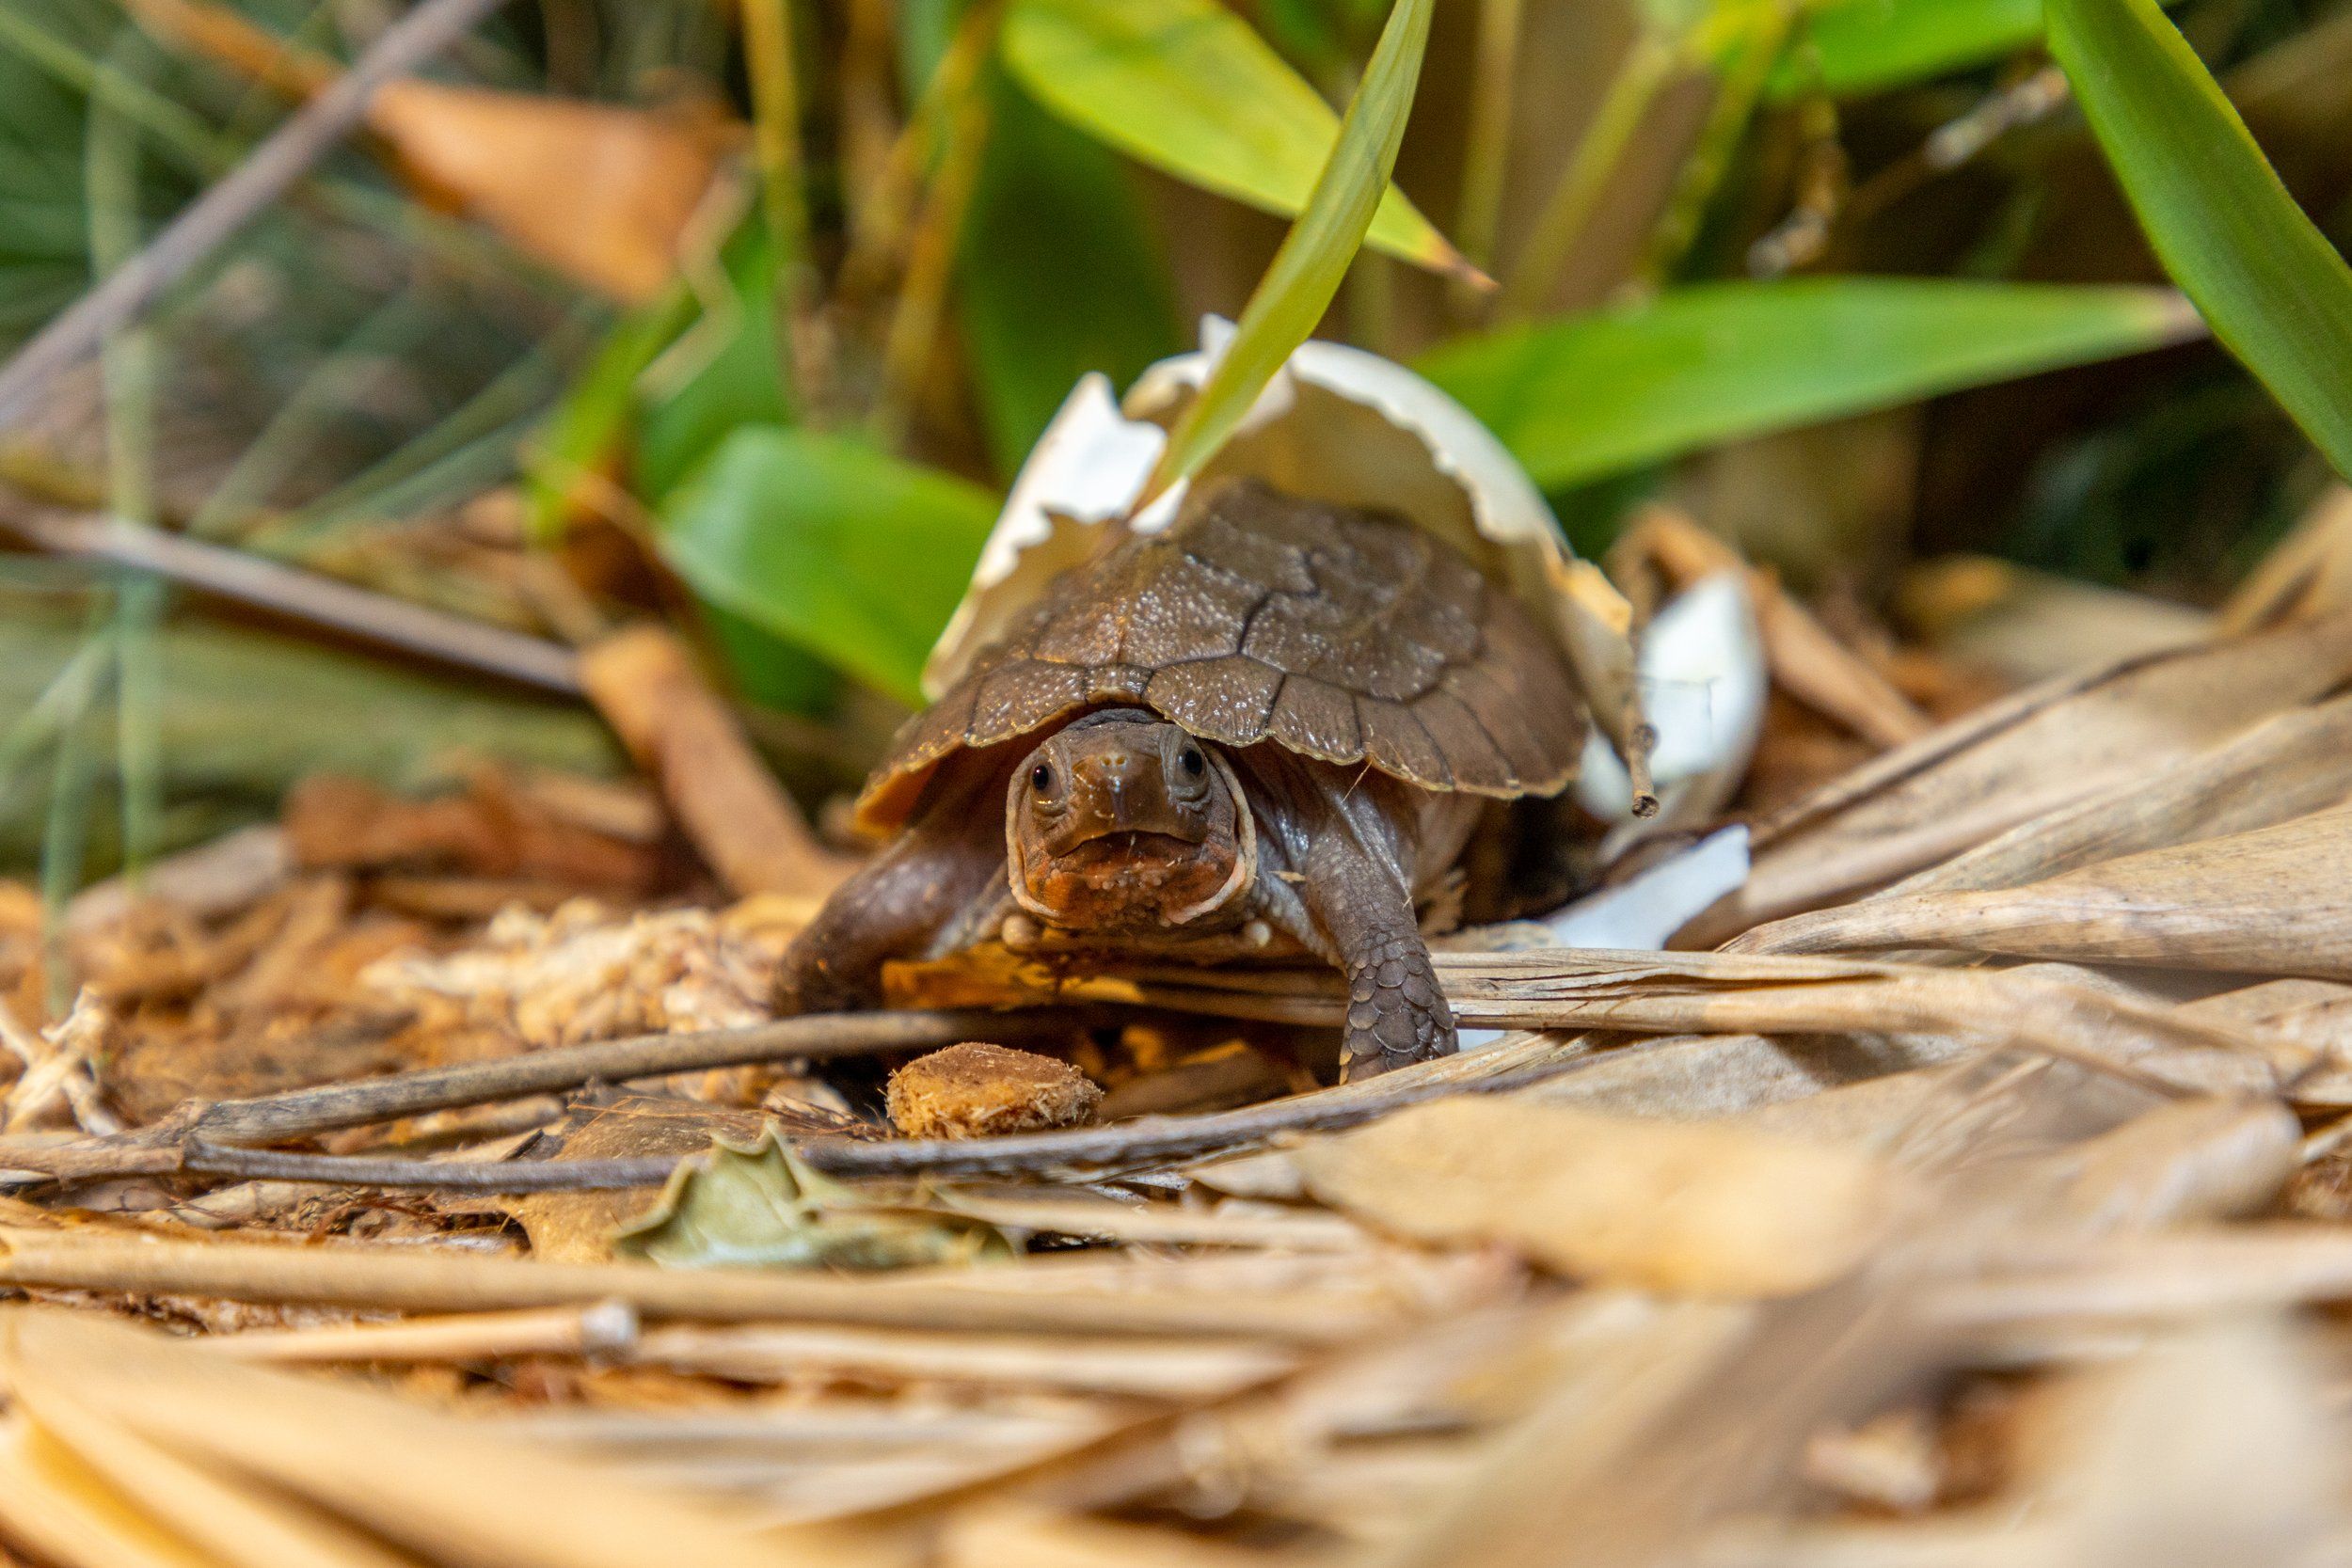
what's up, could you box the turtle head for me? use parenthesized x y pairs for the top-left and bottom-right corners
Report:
(1006, 710), (1254, 931)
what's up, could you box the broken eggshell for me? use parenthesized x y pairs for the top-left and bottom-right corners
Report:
(1576, 569), (1767, 828)
(921, 320), (1653, 802)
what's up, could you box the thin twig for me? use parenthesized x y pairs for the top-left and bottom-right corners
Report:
(0, 0), (511, 426)
(0, 1228), (1382, 1339)
(0, 1008), (1033, 1181)
(177, 1034), (1604, 1188)
(0, 504), (582, 693)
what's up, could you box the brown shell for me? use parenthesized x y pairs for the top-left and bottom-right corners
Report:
(857, 478), (1588, 831)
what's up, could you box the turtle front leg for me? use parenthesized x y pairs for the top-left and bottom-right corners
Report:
(778, 802), (1007, 1015)
(1295, 836), (1455, 1081)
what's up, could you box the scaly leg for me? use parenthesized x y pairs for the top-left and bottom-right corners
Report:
(777, 787), (1008, 1015)
(1296, 833), (1454, 1080)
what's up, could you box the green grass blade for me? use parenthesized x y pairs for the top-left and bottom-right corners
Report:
(2050, 0), (2352, 482)
(658, 429), (996, 705)
(1418, 278), (2201, 489)
(1001, 0), (1470, 278)
(1773, 0), (2041, 99)
(1146, 0), (1435, 498)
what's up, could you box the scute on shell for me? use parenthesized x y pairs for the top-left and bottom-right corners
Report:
(857, 480), (1588, 831)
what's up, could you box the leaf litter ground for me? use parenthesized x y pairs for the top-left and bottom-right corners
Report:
(1, 503), (2352, 1566)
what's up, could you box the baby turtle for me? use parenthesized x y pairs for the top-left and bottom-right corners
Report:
(782, 477), (1591, 1078)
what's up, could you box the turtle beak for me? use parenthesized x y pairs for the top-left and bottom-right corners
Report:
(1066, 750), (1205, 845)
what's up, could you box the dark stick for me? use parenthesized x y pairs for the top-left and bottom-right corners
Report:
(0, 1008), (1032, 1182)
(0, 508), (580, 693)
(0, 0), (513, 425)
(168, 1040), (1608, 1190)
(195, 1008), (1026, 1142)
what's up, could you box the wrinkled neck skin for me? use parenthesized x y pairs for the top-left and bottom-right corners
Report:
(1005, 712), (1257, 935)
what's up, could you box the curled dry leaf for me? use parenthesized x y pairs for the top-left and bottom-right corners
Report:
(125, 0), (739, 303)
(370, 84), (739, 305)
(2220, 482), (2352, 634)
(1737, 805), (2352, 979)
(578, 626), (853, 898)
(1851, 687), (2352, 905)
(1291, 1098), (1900, 1297)
(1686, 606), (2352, 942)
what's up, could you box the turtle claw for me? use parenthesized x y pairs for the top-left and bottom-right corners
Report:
(1337, 930), (1456, 1081)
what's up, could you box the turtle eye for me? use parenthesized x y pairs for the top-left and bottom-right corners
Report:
(1030, 762), (1056, 795)
(1179, 745), (1206, 779)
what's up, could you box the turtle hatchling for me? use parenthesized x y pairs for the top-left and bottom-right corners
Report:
(782, 476), (1597, 1079)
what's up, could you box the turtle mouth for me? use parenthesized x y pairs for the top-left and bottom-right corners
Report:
(1055, 829), (1200, 865)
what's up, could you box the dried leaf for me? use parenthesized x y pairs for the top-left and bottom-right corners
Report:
(1293, 1098), (1899, 1296)
(578, 626), (852, 897)
(125, 0), (736, 302)
(1737, 805), (2352, 977)
(612, 1128), (1009, 1271)
(1850, 687), (2352, 904)
(0, 1308), (858, 1568)
(2220, 483), (2352, 633)
(376, 87), (737, 305)
(1690, 608), (2352, 940)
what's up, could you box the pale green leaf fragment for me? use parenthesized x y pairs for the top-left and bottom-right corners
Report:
(613, 1129), (1009, 1272)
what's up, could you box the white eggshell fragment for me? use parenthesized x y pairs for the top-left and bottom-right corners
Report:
(1575, 570), (1766, 822)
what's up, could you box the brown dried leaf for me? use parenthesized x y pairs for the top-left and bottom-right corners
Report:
(1687, 608), (2352, 941)
(127, 0), (737, 302)
(579, 627), (853, 898)
(0, 1308), (869, 1568)
(2220, 482), (2352, 635)
(370, 84), (738, 304)
(1809, 687), (2352, 907)
(1735, 805), (2352, 979)
(1293, 1098), (1899, 1296)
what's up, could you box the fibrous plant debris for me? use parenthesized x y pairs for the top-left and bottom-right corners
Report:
(0, 505), (2344, 1568)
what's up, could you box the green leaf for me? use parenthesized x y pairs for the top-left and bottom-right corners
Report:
(1001, 0), (1470, 277)
(522, 288), (693, 540)
(635, 225), (793, 503)
(613, 1129), (1008, 1272)
(959, 68), (1182, 479)
(1148, 0), (1434, 495)
(659, 428), (997, 705)
(1773, 0), (2041, 98)
(1417, 278), (2201, 489)
(2050, 0), (2352, 482)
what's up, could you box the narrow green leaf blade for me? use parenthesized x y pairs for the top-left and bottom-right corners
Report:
(1773, 0), (2041, 99)
(658, 429), (997, 705)
(1418, 278), (2200, 489)
(1148, 0), (1435, 495)
(1001, 0), (1468, 277)
(2050, 0), (2352, 481)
